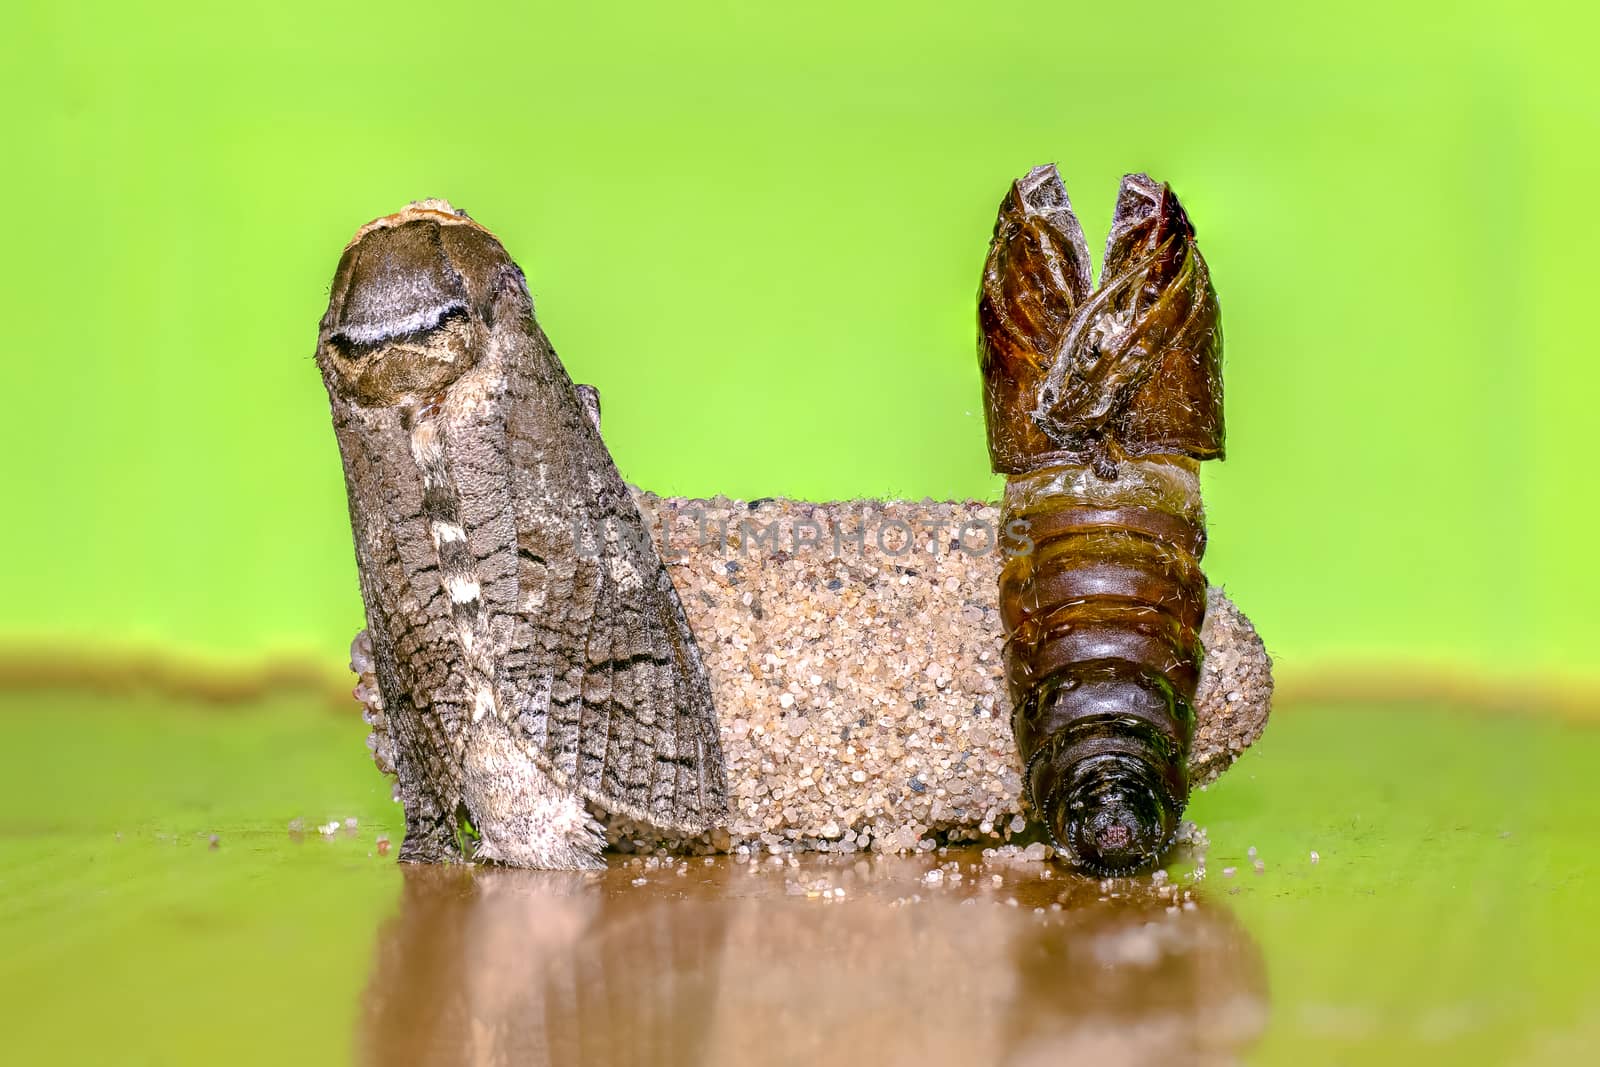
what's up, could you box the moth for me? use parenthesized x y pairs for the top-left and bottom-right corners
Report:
(979, 165), (1227, 875)
(317, 200), (727, 869)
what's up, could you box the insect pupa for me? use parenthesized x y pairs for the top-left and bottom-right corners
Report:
(979, 165), (1225, 875)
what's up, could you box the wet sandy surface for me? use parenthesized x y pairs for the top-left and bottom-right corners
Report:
(4, 697), (1600, 1066)
(362, 851), (1264, 1067)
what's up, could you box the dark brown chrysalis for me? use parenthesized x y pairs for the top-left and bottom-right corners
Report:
(979, 165), (1223, 875)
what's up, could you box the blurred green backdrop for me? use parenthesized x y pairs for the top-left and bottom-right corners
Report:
(3, 0), (1595, 682)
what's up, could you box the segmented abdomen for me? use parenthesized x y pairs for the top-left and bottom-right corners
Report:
(1001, 458), (1206, 869)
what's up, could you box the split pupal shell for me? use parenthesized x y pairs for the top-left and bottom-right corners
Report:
(978, 165), (1095, 474)
(978, 166), (1228, 876)
(1033, 173), (1224, 461)
(979, 167), (1223, 466)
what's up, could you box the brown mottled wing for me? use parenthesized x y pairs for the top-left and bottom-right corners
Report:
(487, 305), (727, 833)
(320, 208), (724, 845)
(326, 392), (470, 861)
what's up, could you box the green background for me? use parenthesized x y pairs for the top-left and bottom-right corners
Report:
(4, 0), (1596, 680)
(4, 5), (1599, 1064)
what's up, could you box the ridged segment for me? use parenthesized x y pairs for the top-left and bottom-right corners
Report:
(999, 457), (1207, 869)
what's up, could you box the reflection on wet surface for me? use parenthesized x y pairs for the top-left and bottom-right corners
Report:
(361, 850), (1266, 1066)
(9, 701), (1598, 1064)
(363, 865), (726, 1066)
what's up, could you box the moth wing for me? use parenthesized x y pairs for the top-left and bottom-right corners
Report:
(327, 396), (470, 859)
(496, 323), (727, 834)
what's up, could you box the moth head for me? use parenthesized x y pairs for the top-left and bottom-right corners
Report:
(317, 200), (529, 408)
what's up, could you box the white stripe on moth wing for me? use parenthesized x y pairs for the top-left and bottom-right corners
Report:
(472, 684), (498, 724)
(407, 421), (444, 467)
(431, 520), (467, 545)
